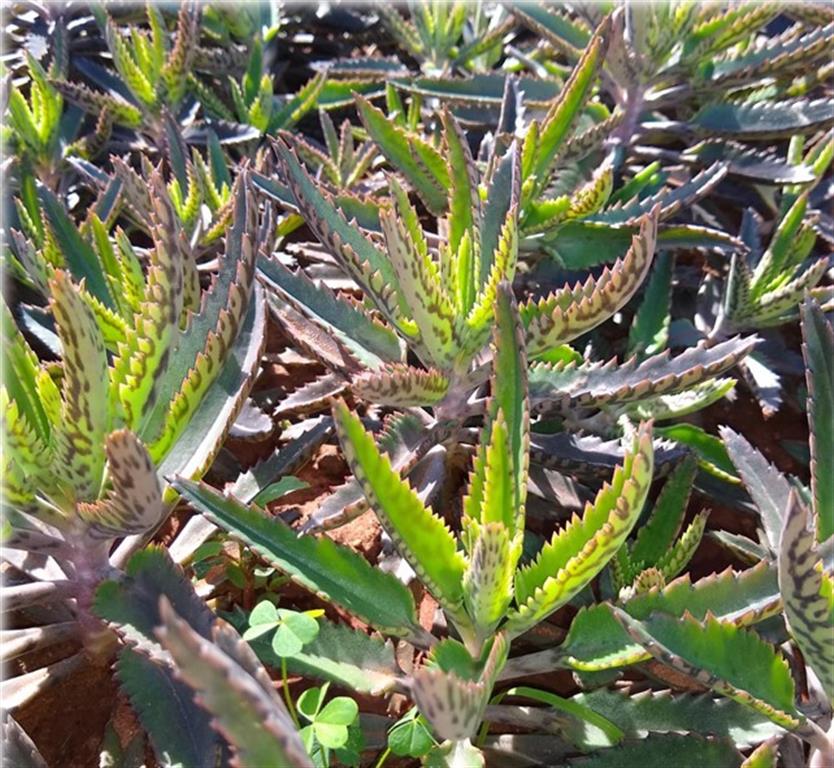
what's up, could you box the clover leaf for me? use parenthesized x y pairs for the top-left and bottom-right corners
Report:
(242, 600), (322, 657)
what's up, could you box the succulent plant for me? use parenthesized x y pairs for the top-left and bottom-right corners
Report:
(3, 53), (70, 184)
(2, 171), (267, 709)
(173, 286), (661, 765)
(223, 35), (325, 134)
(3, 3), (832, 766)
(264, 120), (643, 393)
(86, 545), (313, 767)
(280, 110), (377, 193)
(515, 3), (834, 171)
(377, 0), (514, 76)
(50, 2), (201, 138)
(259, 86), (759, 530)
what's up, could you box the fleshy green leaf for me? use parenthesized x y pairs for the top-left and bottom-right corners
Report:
(463, 522), (514, 632)
(115, 650), (224, 768)
(172, 478), (419, 635)
(567, 733), (741, 768)
(257, 255), (402, 368)
(575, 688), (783, 749)
(528, 16), (610, 198)
(284, 620), (400, 695)
(332, 399), (467, 622)
(154, 286), (266, 506)
(613, 611), (802, 729)
(442, 109), (479, 258)
(740, 740), (778, 768)
(720, 426), (790, 551)
(251, 477), (309, 507)
(590, 164), (727, 226)
(490, 283), (530, 537)
(272, 139), (407, 328)
(411, 668), (485, 743)
(48, 270), (110, 501)
(355, 95), (450, 215)
(628, 251), (673, 360)
(507, 422), (653, 636)
(690, 98), (834, 139)
(479, 143), (519, 287)
(381, 180), (457, 368)
(629, 455), (697, 568)
(512, 3), (591, 56)
(530, 336), (755, 413)
(654, 510), (707, 579)
(503, 561), (780, 676)
(110, 171), (186, 432)
(38, 185), (114, 309)
(801, 297), (834, 541)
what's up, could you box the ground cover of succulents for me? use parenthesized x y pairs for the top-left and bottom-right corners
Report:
(2, 2), (833, 767)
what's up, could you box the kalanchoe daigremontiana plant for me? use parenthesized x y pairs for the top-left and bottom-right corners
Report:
(3, 54), (72, 187)
(222, 35), (325, 135)
(712, 132), (833, 341)
(716, 296), (833, 561)
(4, 3), (832, 765)
(515, 4), (834, 173)
(174, 286), (659, 765)
(51, 2), (200, 139)
(261, 113), (661, 394)
(88, 546), (314, 768)
(260, 97), (756, 531)
(280, 110), (377, 193)
(376, 1), (514, 76)
(611, 454), (708, 599)
(1, 171), (267, 710)
(607, 297), (834, 766)
(695, 130), (834, 416)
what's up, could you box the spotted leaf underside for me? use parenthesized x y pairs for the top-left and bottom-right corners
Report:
(778, 493), (834, 701)
(156, 598), (313, 768)
(77, 430), (163, 540)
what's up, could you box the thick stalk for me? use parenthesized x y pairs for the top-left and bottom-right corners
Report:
(606, 83), (646, 168)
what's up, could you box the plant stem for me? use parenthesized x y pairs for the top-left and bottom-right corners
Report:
(281, 658), (301, 729)
(475, 690), (506, 747)
(373, 746), (391, 768)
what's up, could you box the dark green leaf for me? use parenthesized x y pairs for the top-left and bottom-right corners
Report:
(172, 478), (419, 635)
(801, 297), (834, 540)
(38, 184), (113, 309)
